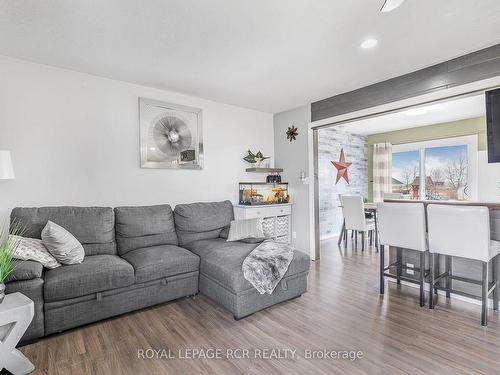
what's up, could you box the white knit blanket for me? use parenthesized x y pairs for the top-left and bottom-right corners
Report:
(242, 239), (294, 295)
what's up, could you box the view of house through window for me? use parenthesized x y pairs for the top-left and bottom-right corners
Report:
(392, 141), (470, 201)
(392, 150), (420, 199)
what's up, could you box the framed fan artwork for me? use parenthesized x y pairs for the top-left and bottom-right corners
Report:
(139, 98), (203, 169)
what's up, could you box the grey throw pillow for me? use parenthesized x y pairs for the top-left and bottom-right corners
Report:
(9, 235), (61, 269)
(41, 221), (85, 265)
(227, 218), (265, 242)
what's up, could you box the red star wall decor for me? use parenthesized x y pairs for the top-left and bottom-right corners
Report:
(331, 148), (352, 184)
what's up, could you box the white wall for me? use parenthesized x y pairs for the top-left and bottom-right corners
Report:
(273, 105), (311, 253)
(0, 56), (274, 221)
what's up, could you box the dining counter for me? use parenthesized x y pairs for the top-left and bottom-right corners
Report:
(384, 199), (500, 209)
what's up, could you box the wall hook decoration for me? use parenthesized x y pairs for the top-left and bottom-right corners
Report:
(331, 148), (351, 184)
(286, 126), (298, 142)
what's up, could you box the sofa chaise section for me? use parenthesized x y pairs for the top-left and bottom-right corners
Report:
(174, 201), (310, 319)
(184, 237), (310, 319)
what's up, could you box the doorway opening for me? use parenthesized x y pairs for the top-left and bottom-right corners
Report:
(314, 92), (489, 255)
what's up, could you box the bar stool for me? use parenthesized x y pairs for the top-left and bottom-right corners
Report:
(427, 204), (500, 326)
(341, 195), (375, 251)
(377, 202), (428, 306)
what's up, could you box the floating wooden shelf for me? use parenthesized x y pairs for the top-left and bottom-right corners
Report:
(245, 167), (283, 173)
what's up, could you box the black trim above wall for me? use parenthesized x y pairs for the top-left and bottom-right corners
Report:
(311, 44), (500, 122)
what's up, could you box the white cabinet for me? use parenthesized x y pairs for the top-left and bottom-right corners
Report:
(233, 204), (292, 243)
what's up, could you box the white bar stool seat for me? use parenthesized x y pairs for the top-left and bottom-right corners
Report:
(427, 204), (500, 326)
(377, 202), (428, 306)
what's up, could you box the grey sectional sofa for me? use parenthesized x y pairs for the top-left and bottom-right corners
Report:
(6, 201), (310, 343)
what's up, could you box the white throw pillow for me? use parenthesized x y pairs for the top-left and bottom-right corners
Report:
(227, 218), (265, 242)
(9, 235), (61, 269)
(41, 221), (85, 265)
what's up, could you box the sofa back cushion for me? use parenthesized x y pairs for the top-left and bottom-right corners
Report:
(11, 207), (116, 256)
(114, 205), (178, 255)
(174, 200), (234, 245)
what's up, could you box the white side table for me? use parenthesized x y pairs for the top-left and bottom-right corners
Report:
(0, 292), (35, 374)
(234, 203), (292, 243)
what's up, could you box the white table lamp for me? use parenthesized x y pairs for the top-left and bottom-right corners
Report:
(0, 151), (15, 179)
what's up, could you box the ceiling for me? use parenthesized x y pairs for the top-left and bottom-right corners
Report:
(0, 1), (500, 113)
(335, 94), (486, 135)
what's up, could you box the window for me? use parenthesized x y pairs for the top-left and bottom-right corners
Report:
(392, 150), (419, 198)
(391, 135), (477, 201)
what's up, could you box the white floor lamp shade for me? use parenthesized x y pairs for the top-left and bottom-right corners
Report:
(0, 151), (15, 179)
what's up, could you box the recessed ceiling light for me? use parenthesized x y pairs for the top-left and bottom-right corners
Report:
(360, 38), (378, 49)
(380, 0), (406, 13)
(404, 104), (442, 116)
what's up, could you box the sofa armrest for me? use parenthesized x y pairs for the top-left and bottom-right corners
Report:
(5, 260), (43, 283)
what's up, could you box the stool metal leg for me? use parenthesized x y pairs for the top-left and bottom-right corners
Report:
(481, 261), (488, 326)
(361, 232), (365, 251)
(494, 255), (499, 312)
(419, 251), (425, 307)
(354, 231), (358, 249)
(429, 253), (435, 309)
(396, 247), (402, 286)
(369, 230), (373, 246)
(445, 255), (451, 299)
(380, 245), (385, 294)
(434, 255), (439, 295)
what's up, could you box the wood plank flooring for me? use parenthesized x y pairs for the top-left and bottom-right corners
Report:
(19, 237), (500, 375)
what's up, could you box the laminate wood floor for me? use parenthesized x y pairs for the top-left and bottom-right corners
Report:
(19, 238), (500, 375)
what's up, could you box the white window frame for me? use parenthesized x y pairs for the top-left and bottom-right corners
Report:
(392, 135), (478, 200)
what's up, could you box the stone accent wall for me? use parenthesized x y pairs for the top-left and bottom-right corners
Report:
(318, 128), (368, 239)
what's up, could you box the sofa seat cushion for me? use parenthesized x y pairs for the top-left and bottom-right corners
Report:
(44, 255), (135, 302)
(183, 238), (310, 294)
(122, 245), (200, 284)
(5, 260), (43, 283)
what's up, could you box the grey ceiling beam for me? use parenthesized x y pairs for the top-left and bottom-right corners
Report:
(311, 44), (500, 123)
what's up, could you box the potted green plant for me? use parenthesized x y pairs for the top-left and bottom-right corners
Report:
(0, 221), (22, 303)
(243, 150), (270, 167)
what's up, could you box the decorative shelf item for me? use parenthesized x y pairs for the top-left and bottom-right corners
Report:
(245, 167), (283, 173)
(242, 150), (270, 167)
